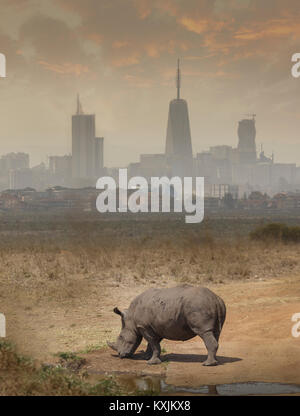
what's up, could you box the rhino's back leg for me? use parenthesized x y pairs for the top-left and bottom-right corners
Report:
(187, 317), (219, 366)
(200, 331), (219, 366)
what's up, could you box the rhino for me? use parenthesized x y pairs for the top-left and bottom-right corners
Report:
(107, 284), (226, 366)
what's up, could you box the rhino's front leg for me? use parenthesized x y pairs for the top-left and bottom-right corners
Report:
(140, 342), (152, 360)
(138, 326), (162, 365)
(147, 340), (161, 365)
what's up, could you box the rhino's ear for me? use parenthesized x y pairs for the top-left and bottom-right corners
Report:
(137, 325), (145, 334)
(113, 307), (123, 317)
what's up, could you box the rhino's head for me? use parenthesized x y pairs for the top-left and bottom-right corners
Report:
(107, 307), (142, 358)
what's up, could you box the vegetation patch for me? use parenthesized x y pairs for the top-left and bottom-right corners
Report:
(0, 340), (123, 396)
(250, 223), (300, 243)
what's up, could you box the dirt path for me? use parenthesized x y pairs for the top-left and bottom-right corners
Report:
(2, 275), (300, 390)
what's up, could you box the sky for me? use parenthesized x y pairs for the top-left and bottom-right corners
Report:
(0, 0), (300, 167)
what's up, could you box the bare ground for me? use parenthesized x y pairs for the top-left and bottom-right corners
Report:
(2, 273), (300, 390)
(1, 215), (300, 393)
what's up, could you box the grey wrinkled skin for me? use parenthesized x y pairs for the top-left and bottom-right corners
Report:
(107, 285), (226, 366)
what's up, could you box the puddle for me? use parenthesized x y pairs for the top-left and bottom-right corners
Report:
(161, 381), (300, 396)
(88, 372), (300, 395)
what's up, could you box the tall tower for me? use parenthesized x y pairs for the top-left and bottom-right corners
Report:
(72, 95), (104, 183)
(72, 95), (96, 180)
(237, 115), (257, 164)
(165, 59), (193, 177)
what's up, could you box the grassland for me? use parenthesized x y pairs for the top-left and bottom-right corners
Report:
(0, 210), (300, 394)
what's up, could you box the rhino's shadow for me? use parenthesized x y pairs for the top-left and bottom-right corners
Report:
(161, 353), (241, 365)
(132, 351), (241, 365)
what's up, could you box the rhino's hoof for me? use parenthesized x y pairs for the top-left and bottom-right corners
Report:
(147, 357), (162, 365)
(202, 359), (218, 366)
(139, 350), (152, 360)
(141, 353), (152, 360)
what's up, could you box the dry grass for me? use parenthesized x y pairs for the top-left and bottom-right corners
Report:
(1, 218), (300, 305)
(1, 213), (300, 394)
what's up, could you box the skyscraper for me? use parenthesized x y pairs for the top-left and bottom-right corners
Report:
(165, 59), (193, 177)
(94, 136), (104, 177)
(237, 115), (257, 164)
(72, 95), (104, 182)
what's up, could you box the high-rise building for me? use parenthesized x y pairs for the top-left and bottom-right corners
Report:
(165, 59), (193, 177)
(9, 168), (33, 190)
(139, 153), (167, 180)
(0, 152), (29, 174)
(49, 155), (72, 186)
(72, 96), (104, 182)
(94, 137), (104, 178)
(237, 116), (257, 164)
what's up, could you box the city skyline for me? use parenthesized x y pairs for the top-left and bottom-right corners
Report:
(0, 65), (298, 170)
(0, 1), (300, 167)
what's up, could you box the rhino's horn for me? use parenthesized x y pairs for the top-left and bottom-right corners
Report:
(107, 341), (117, 351)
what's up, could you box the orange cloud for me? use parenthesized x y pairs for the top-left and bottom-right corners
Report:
(110, 54), (140, 68)
(179, 17), (209, 35)
(145, 43), (160, 58)
(234, 19), (300, 41)
(112, 40), (130, 49)
(85, 33), (103, 45)
(38, 61), (89, 76)
(133, 0), (152, 19)
(123, 73), (154, 88)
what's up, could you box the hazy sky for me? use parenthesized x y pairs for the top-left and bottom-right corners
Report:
(1, 0), (300, 167)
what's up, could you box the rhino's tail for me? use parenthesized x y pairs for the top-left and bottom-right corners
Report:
(216, 296), (226, 336)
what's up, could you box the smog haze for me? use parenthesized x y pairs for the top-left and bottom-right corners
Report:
(0, 0), (300, 166)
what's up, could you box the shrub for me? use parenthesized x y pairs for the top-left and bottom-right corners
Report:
(0, 340), (122, 396)
(250, 223), (300, 243)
